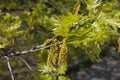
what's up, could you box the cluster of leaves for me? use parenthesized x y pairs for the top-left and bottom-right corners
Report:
(38, 0), (120, 80)
(0, 13), (22, 48)
(36, 64), (69, 80)
(0, 0), (76, 80)
(53, 0), (120, 61)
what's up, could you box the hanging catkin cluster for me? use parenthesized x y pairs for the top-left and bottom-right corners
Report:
(58, 38), (67, 66)
(41, 39), (52, 53)
(46, 38), (67, 67)
(47, 39), (59, 66)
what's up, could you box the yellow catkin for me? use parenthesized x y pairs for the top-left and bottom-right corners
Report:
(51, 39), (59, 67)
(41, 39), (52, 54)
(58, 38), (67, 66)
(47, 38), (67, 67)
(47, 47), (53, 65)
(73, 1), (80, 14)
(47, 44), (53, 65)
(47, 39), (59, 66)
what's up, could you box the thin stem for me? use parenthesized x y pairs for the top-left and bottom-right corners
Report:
(18, 57), (32, 71)
(6, 57), (15, 80)
(2, 37), (62, 57)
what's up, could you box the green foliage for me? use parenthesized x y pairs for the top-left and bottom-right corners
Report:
(36, 0), (120, 79)
(0, 0), (120, 80)
(53, 0), (120, 61)
(53, 12), (82, 37)
(0, 13), (22, 48)
(36, 64), (69, 80)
